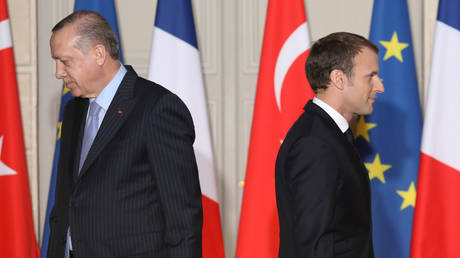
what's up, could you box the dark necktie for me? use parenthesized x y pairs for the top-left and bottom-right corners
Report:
(344, 128), (354, 144)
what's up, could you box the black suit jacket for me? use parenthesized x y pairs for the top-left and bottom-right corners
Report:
(275, 100), (374, 258)
(47, 66), (203, 258)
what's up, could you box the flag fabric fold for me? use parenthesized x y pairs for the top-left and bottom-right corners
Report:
(355, 1), (422, 257)
(40, 1), (124, 256)
(148, 1), (225, 257)
(236, 0), (313, 257)
(0, 0), (40, 257)
(411, 0), (460, 257)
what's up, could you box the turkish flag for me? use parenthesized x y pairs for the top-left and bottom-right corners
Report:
(236, 0), (313, 257)
(0, 0), (40, 257)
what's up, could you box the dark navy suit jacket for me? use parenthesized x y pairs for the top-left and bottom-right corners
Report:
(275, 100), (374, 258)
(47, 66), (203, 258)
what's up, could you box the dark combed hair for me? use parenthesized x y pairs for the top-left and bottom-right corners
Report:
(52, 10), (119, 60)
(305, 32), (378, 93)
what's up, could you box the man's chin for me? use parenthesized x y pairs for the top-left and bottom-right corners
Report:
(359, 107), (373, 116)
(69, 89), (81, 97)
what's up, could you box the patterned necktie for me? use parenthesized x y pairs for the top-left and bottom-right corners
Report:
(344, 128), (354, 144)
(79, 101), (102, 172)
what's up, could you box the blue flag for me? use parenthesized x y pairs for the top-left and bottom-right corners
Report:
(355, 0), (422, 257)
(40, 1), (123, 256)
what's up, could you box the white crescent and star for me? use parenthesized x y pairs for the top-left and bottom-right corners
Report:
(274, 22), (310, 111)
(0, 136), (17, 176)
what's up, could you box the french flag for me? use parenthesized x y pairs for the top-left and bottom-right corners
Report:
(147, 1), (225, 257)
(411, 0), (460, 257)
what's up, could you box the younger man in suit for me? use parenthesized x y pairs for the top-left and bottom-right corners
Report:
(47, 10), (202, 258)
(275, 32), (384, 258)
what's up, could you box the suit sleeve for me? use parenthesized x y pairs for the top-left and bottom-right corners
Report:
(47, 100), (76, 258)
(285, 136), (339, 257)
(146, 92), (203, 258)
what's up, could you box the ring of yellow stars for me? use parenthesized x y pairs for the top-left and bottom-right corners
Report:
(396, 182), (416, 210)
(365, 153), (392, 183)
(379, 31), (409, 62)
(355, 116), (377, 142)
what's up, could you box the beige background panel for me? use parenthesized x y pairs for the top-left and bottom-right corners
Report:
(8, 0), (32, 65)
(423, 0), (439, 111)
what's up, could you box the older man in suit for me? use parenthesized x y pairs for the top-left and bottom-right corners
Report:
(47, 11), (202, 258)
(275, 32), (384, 258)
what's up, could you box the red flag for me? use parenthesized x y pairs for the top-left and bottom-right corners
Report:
(0, 1), (40, 257)
(411, 0), (460, 257)
(236, 0), (313, 257)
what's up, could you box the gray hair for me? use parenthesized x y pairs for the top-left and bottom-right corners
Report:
(52, 10), (119, 60)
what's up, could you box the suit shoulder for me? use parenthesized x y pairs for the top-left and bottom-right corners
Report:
(133, 77), (193, 123)
(132, 78), (173, 105)
(279, 110), (340, 160)
(137, 77), (187, 104)
(284, 111), (323, 140)
(135, 77), (170, 97)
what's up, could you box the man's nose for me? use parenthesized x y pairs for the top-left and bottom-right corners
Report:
(375, 77), (384, 93)
(55, 62), (66, 79)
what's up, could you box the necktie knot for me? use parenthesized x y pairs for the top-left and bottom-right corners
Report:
(88, 101), (102, 117)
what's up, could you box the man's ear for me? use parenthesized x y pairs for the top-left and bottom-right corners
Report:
(93, 44), (106, 66)
(330, 69), (346, 90)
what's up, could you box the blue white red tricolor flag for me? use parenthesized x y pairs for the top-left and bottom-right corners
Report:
(0, 0), (40, 257)
(236, 0), (313, 257)
(411, 0), (460, 257)
(148, 1), (225, 257)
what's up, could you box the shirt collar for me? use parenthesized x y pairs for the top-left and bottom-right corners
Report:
(312, 97), (349, 133)
(92, 65), (127, 111)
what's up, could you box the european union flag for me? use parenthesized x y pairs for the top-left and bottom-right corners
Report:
(355, 0), (422, 257)
(40, 1), (123, 256)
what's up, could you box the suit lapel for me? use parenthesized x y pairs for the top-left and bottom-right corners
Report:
(306, 101), (368, 175)
(306, 100), (372, 216)
(78, 66), (139, 178)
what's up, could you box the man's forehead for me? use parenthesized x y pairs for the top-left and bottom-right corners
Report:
(354, 47), (378, 62)
(51, 26), (78, 48)
(52, 23), (78, 41)
(352, 48), (379, 72)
